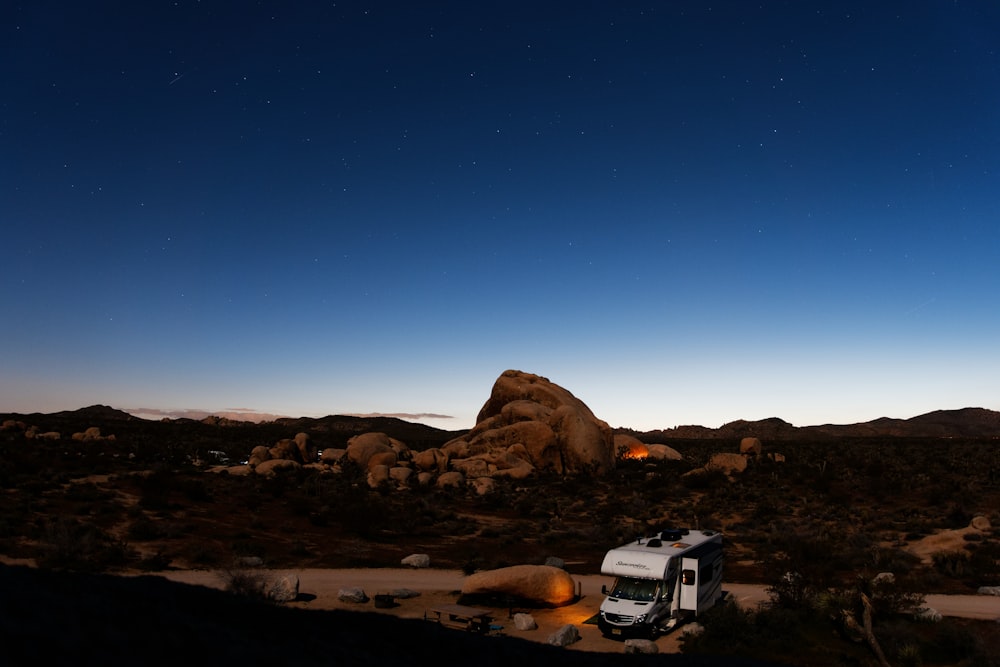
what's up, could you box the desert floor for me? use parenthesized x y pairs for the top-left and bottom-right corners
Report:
(146, 567), (1000, 654)
(143, 568), (773, 654)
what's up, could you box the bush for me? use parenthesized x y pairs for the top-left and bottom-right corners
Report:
(36, 518), (133, 572)
(218, 566), (269, 601)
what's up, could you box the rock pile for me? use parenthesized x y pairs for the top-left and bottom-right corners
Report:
(227, 370), (624, 492)
(684, 436), (784, 481)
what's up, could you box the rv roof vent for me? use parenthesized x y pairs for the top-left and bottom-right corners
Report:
(646, 538), (662, 548)
(660, 529), (682, 541)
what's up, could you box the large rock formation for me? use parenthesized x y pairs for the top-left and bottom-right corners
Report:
(443, 370), (614, 475)
(232, 370), (622, 484)
(461, 564), (577, 607)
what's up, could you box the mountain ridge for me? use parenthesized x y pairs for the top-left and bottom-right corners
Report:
(3, 405), (998, 440)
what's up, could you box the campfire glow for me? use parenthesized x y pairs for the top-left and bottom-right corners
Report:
(621, 442), (649, 460)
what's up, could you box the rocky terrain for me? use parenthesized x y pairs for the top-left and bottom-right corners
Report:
(2, 369), (999, 665)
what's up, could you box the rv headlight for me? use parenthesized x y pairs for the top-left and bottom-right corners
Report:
(635, 613), (648, 624)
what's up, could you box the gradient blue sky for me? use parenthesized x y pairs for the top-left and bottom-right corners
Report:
(3, 2), (998, 431)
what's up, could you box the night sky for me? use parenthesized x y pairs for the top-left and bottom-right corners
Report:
(3, 2), (998, 430)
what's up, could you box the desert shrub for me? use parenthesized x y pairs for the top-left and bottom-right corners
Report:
(289, 540), (312, 557)
(37, 517), (132, 572)
(460, 553), (483, 575)
(760, 531), (868, 610)
(682, 598), (813, 658)
(64, 482), (109, 502)
(919, 618), (1000, 666)
(126, 515), (164, 541)
(187, 543), (222, 566)
(179, 478), (211, 502)
(932, 550), (973, 578)
(231, 538), (266, 560)
(680, 468), (726, 490)
(136, 470), (174, 510)
(135, 551), (171, 571)
(219, 566), (269, 601)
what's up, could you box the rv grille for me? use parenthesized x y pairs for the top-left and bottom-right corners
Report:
(603, 612), (636, 624)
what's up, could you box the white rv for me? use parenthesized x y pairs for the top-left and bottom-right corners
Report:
(597, 528), (724, 638)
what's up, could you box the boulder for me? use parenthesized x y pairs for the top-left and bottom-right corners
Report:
(337, 588), (369, 603)
(971, 515), (991, 531)
(293, 432), (315, 463)
(436, 471), (464, 489)
(254, 459), (301, 476)
(451, 457), (491, 478)
(411, 448), (449, 473)
(390, 588), (421, 599)
(72, 426), (103, 441)
(367, 464), (390, 488)
(269, 439), (297, 461)
(681, 623), (704, 637)
(248, 445), (271, 467)
(346, 432), (397, 470)
(266, 573), (299, 603)
(319, 448), (346, 464)
(388, 466), (413, 486)
(369, 450), (399, 469)
(461, 564), (577, 607)
(978, 586), (1000, 596)
(739, 437), (763, 457)
(915, 607), (942, 622)
(471, 477), (496, 496)
(444, 370), (614, 475)
(613, 434), (649, 459)
(513, 612), (537, 631)
(546, 624), (580, 646)
(705, 452), (748, 476)
(646, 443), (683, 461)
(401, 553), (430, 568)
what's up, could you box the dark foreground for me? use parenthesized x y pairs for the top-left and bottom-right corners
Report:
(0, 564), (782, 667)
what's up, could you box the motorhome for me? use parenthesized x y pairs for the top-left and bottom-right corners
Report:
(597, 528), (724, 638)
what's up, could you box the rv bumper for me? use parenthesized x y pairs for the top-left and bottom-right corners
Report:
(597, 613), (655, 639)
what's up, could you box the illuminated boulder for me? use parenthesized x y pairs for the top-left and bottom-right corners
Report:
(646, 443), (682, 461)
(461, 564), (577, 607)
(445, 370), (614, 475)
(613, 434), (649, 460)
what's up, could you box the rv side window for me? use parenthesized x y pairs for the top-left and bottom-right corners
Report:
(700, 562), (714, 583)
(682, 569), (695, 585)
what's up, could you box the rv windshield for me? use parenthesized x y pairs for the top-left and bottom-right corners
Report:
(609, 577), (659, 602)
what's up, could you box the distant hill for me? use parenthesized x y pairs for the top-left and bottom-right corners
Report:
(4, 405), (997, 443)
(628, 407), (1000, 441)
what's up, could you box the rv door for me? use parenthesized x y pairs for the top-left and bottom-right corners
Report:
(679, 557), (698, 612)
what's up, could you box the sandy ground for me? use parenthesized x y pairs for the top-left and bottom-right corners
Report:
(152, 568), (760, 653)
(147, 568), (1000, 653)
